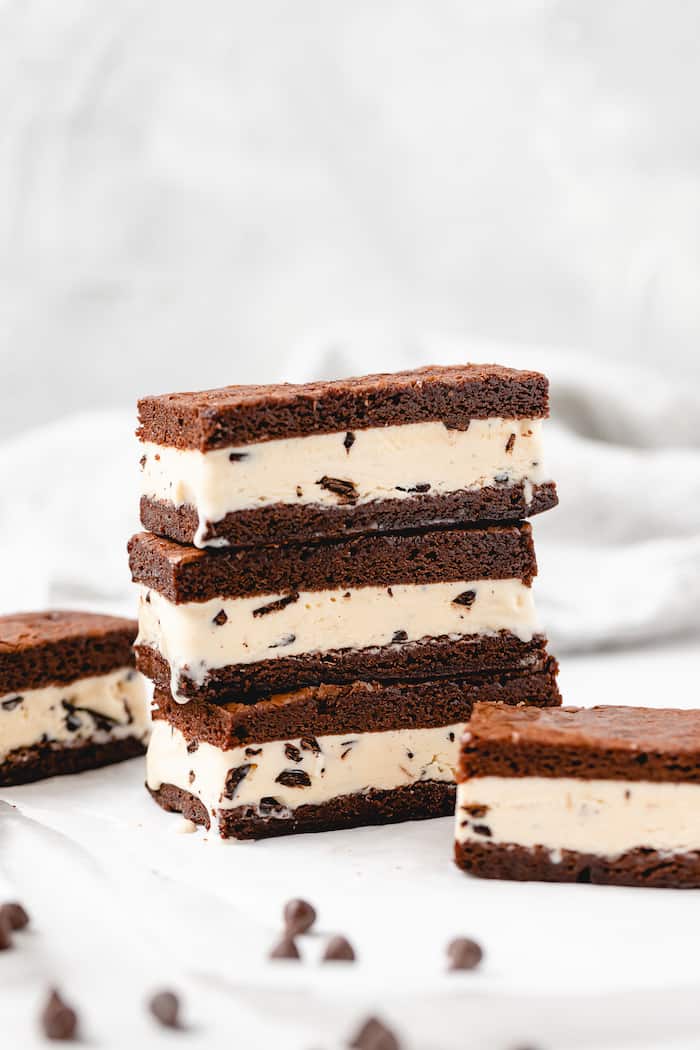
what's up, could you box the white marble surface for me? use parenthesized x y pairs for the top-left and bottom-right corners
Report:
(3, 638), (700, 1050)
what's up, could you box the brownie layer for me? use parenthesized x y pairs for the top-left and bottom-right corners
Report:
(150, 779), (456, 839)
(459, 704), (700, 784)
(454, 841), (700, 889)
(128, 523), (537, 603)
(0, 737), (145, 788)
(0, 611), (137, 695)
(152, 659), (560, 746)
(138, 633), (550, 701)
(137, 363), (550, 451)
(140, 482), (558, 551)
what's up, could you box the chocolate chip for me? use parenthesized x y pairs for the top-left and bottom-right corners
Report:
(300, 736), (321, 755)
(322, 935), (355, 962)
(447, 936), (483, 971)
(228, 451), (248, 462)
(186, 740), (199, 753)
(505, 433), (516, 453)
(268, 633), (296, 649)
(448, 731), (455, 742)
(269, 933), (300, 960)
(212, 609), (228, 626)
(275, 769), (312, 788)
(0, 921), (12, 951)
(284, 743), (302, 763)
(472, 824), (492, 837)
(139, 454), (147, 469)
(405, 749), (414, 759)
(316, 475), (358, 503)
(452, 589), (477, 608)
(259, 796), (283, 814)
(61, 701), (82, 732)
(387, 587), (393, 597)
(253, 592), (300, 618)
(395, 482), (431, 493)
(40, 989), (78, 1041)
(245, 746), (263, 757)
(1, 902), (29, 931)
(1, 696), (22, 711)
(340, 740), (356, 760)
(343, 431), (356, 452)
(296, 485), (303, 498)
(284, 898), (316, 935)
(463, 804), (489, 818)
(223, 763), (251, 800)
(391, 629), (408, 644)
(148, 990), (181, 1028)
(349, 1016), (400, 1050)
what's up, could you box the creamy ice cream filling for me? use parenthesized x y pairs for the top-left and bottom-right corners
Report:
(455, 776), (700, 857)
(139, 418), (548, 546)
(0, 668), (150, 762)
(137, 579), (539, 699)
(147, 719), (463, 820)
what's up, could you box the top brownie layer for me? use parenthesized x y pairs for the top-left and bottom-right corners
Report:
(0, 610), (137, 695)
(129, 523), (537, 603)
(460, 703), (700, 784)
(137, 363), (550, 451)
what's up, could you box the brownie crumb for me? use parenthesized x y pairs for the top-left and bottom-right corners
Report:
(349, 1016), (400, 1050)
(40, 989), (78, 1042)
(253, 592), (300, 618)
(1, 902), (29, 931)
(322, 935), (355, 962)
(447, 937), (483, 971)
(212, 609), (228, 626)
(284, 898), (316, 935)
(148, 990), (181, 1029)
(316, 475), (358, 503)
(269, 933), (300, 960)
(453, 589), (477, 608)
(343, 431), (356, 453)
(275, 769), (312, 788)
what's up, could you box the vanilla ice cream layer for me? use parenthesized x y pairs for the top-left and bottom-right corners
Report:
(147, 719), (462, 818)
(0, 668), (150, 761)
(140, 418), (547, 546)
(137, 579), (538, 694)
(455, 777), (700, 857)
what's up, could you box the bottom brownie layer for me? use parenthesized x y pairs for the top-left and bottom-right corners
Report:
(454, 840), (700, 889)
(151, 779), (455, 840)
(0, 737), (146, 787)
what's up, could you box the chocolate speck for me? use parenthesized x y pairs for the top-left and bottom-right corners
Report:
(463, 804), (488, 818)
(186, 740), (199, 754)
(391, 629), (408, 644)
(245, 746), (263, 757)
(148, 990), (181, 1029)
(1, 696), (22, 711)
(269, 633), (296, 649)
(396, 482), (431, 493)
(505, 433), (516, 454)
(275, 769), (312, 788)
(229, 451), (248, 462)
(316, 475), (358, 503)
(40, 989), (78, 1041)
(212, 609), (228, 626)
(343, 431), (356, 453)
(253, 592), (299, 618)
(472, 824), (492, 837)
(139, 454), (147, 469)
(453, 589), (477, 608)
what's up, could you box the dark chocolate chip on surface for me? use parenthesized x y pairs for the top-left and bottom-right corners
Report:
(269, 933), (300, 960)
(343, 431), (356, 452)
(322, 935), (355, 962)
(253, 592), (300, 618)
(284, 898), (316, 935)
(212, 609), (228, 626)
(452, 589), (477, 608)
(275, 769), (312, 788)
(223, 763), (252, 800)
(148, 990), (181, 1029)
(284, 743), (302, 763)
(316, 475), (358, 503)
(505, 432), (516, 453)
(349, 1015), (400, 1050)
(391, 629), (408, 644)
(447, 936), (483, 971)
(1, 902), (29, 931)
(40, 989), (78, 1042)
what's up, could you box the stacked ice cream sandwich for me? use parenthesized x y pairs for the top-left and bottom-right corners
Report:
(130, 364), (561, 839)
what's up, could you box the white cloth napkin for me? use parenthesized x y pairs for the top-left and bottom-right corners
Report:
(1, 338), (698, 652)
